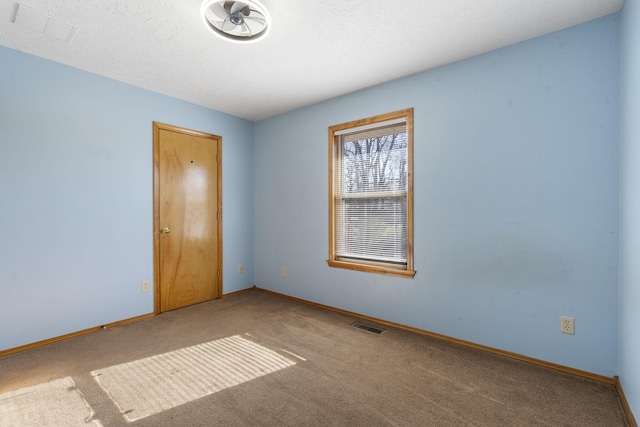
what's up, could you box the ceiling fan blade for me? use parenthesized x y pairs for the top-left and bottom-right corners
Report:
(223, 1), (235, 13)
(206, 3), (230, 24)
(230, 2), (248, 15)
(244, 15), (265, 33)
(221, 18), (237, 33)
(223, 18), (246, 35)
(239, 21), (252, 36)
(244, 13), (266, 25)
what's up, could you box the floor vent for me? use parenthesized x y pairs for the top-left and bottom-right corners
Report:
(351, 321), (385, 334)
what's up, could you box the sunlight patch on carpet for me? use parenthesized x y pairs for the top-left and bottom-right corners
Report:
(0, 377), (102, 427)
(91, 334), (296, 422)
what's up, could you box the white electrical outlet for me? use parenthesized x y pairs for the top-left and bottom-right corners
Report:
(561, 316), (574, 334)
(238, 264), (244, 274)
(141, 281), (150, 293)
(281, 267), (286, 277)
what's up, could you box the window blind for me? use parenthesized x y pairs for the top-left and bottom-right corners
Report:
(335, 119), (408, 265)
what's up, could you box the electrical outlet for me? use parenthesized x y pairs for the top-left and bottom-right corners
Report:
(238, 264), (244, 274)
(141, 281), (150, 293)
(561, 316), (574, 334)
(281, 267), (286, 277)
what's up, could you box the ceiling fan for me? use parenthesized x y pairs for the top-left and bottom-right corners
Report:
(200, 0), (271, 43)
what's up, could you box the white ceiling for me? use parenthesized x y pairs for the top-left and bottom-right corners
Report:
(0, 0), (625, 121)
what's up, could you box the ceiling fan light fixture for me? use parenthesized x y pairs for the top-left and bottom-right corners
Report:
(201, 0), (271, 44)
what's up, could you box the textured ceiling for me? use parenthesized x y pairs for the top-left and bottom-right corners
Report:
(0, 0), (625, 121)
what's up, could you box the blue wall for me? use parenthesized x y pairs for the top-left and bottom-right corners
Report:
(0, 47), (255, 352)
(620, 0), (640, 418)
(0, 13), (628, 384)
(254, 15), (620, 376)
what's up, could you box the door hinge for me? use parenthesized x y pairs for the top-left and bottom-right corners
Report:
(216, 211), (221, 220)
(217, 269), (221, 278)
(216, 153), (220, 162)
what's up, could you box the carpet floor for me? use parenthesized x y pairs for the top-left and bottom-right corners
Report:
(0, 289), (630, 426)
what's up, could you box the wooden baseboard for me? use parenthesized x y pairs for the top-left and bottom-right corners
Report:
(616, 376), (638, 427)
(222, 287), (255, 298)
(0, 312), (155, 359)
(254, 287), (616, 385)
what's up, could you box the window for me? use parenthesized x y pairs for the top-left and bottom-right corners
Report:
(328, 108), (415, 278)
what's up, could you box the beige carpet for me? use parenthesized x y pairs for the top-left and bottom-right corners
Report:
(0, 377), (102, 426)
(0, 289), (630, 426)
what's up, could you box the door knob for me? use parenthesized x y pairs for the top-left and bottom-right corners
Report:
(161, 227), (171, 234)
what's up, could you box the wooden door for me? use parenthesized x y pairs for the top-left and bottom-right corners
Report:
(153, 122), (222, 313)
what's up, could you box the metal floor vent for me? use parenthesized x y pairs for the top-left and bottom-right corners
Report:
(351, 321), (385, 334)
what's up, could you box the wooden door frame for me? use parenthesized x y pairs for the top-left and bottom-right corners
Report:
(152, 122), (223, 314)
